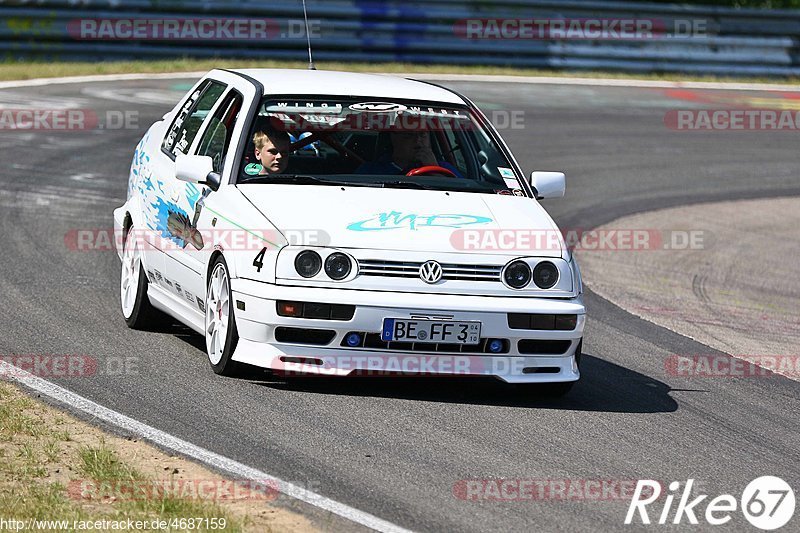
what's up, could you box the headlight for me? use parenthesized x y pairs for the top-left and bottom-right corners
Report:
(533, 261), (559, 289)
(504, 260), (531, 289)
(324, 252), (351, 280)
(295, 250), (322, 278)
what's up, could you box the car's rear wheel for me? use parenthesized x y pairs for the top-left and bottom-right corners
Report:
(205, 256), (240, 376)
(120, 229), (160, 329)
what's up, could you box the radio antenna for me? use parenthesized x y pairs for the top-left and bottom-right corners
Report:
(301, 0), (316, 70)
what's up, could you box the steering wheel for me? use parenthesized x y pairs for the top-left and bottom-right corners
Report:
(405, 165), (456, 178)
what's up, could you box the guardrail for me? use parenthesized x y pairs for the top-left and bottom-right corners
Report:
(1, 0), (798, 76)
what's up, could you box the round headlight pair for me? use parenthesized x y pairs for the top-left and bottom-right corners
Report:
(294, 251), (351, 281)
(504, 260), (559, 289)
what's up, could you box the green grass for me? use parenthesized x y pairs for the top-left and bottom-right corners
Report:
(0, 383), (248, 532)
(77, 441), (246, 531)
(0, 58), (798, 85)
(78, 439), (143, 483)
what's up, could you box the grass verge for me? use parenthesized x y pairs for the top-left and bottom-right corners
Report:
(0, 380), (316, 532)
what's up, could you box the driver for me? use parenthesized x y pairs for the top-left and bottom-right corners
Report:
(356, 131), (462, 177)
(251, 126), (292, 175)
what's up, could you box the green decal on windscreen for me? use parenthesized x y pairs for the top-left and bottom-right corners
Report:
(244, 163), (263, 176)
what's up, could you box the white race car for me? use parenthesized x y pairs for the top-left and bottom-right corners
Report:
(114, 69), (585, 395)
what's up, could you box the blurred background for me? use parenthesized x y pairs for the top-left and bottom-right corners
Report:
(2, 0), (799, 79)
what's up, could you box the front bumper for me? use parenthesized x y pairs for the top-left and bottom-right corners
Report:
(230, 279), (585, 384)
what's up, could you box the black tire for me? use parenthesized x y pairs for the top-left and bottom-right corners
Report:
(205, 256), (241, 376)
(120, 229), (161, 330)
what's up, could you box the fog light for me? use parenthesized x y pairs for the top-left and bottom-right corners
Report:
(488, 339), (504, 353)
(345, 332), (362, 347)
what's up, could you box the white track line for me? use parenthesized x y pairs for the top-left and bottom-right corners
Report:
(0, 71), (798, 92)
(1, 361), (413, 533)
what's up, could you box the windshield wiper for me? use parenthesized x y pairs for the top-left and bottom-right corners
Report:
(250, 174), (335, 185)
(242, 174), (341, 186)
(243, 175), (388, 188)
(381, 181), (435, 190)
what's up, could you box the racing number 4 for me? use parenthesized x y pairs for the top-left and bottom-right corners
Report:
(253, 247), (267, 273)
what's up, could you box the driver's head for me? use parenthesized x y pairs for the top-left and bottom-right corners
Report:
(390, 131), (436, 170)
(253, 126), (291, 175)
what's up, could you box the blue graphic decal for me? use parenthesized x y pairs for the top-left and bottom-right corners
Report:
(185, 182), (201, 208)
(149, 196), (191, 246)
(347, 211), (493, 231)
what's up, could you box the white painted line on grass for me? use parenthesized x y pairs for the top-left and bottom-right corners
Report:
(1, 361), (414, 533)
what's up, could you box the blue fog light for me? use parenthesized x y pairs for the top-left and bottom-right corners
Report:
(488, 339), (504, 353)
(346, 333), (362, 347)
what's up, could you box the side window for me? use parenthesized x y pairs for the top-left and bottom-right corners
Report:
(162, 81), (227, 157)
(195, 92), (243, 173)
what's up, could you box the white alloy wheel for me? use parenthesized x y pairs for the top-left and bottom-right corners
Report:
(205, 262), (231, 366)
(120, 234), (142, 319)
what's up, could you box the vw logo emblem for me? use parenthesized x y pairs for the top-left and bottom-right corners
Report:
(419, 261), (443, 284)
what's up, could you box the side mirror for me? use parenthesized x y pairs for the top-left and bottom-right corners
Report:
(175, 154), (221, 192)
(529, 171), (565, 199)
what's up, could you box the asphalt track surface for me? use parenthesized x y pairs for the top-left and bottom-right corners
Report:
(1, 76), (799, 532)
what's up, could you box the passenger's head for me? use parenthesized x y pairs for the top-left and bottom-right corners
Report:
(253, 125), (291, 175)
(390, 131), (436, 170)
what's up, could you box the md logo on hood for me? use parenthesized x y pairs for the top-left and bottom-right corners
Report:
(348, 211), (493, 232)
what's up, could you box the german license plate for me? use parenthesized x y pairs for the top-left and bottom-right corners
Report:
(381, 319), (481, 344)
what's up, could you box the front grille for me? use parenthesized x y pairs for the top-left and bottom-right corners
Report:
(341, 332), (510, 354)
(358, 260), (502, 282)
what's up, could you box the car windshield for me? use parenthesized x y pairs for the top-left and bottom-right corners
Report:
(237, 96), (525, 195)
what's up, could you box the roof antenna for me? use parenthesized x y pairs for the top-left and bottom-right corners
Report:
(301, 0), (316, 70)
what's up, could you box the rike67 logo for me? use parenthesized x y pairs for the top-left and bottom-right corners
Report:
(625, 477), (795, 530)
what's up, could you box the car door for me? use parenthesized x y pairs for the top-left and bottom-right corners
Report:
(150, 78), (228, 311)
(165, 73), (257, 312)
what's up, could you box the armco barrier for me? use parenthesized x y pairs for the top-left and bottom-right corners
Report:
(1, 0), (798, 76)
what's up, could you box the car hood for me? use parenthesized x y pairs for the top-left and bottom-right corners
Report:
(236, 184), (564, 256)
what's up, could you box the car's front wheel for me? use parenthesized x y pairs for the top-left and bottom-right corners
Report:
(205, 256), (240, 376)
(120, 229), (160, 329)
